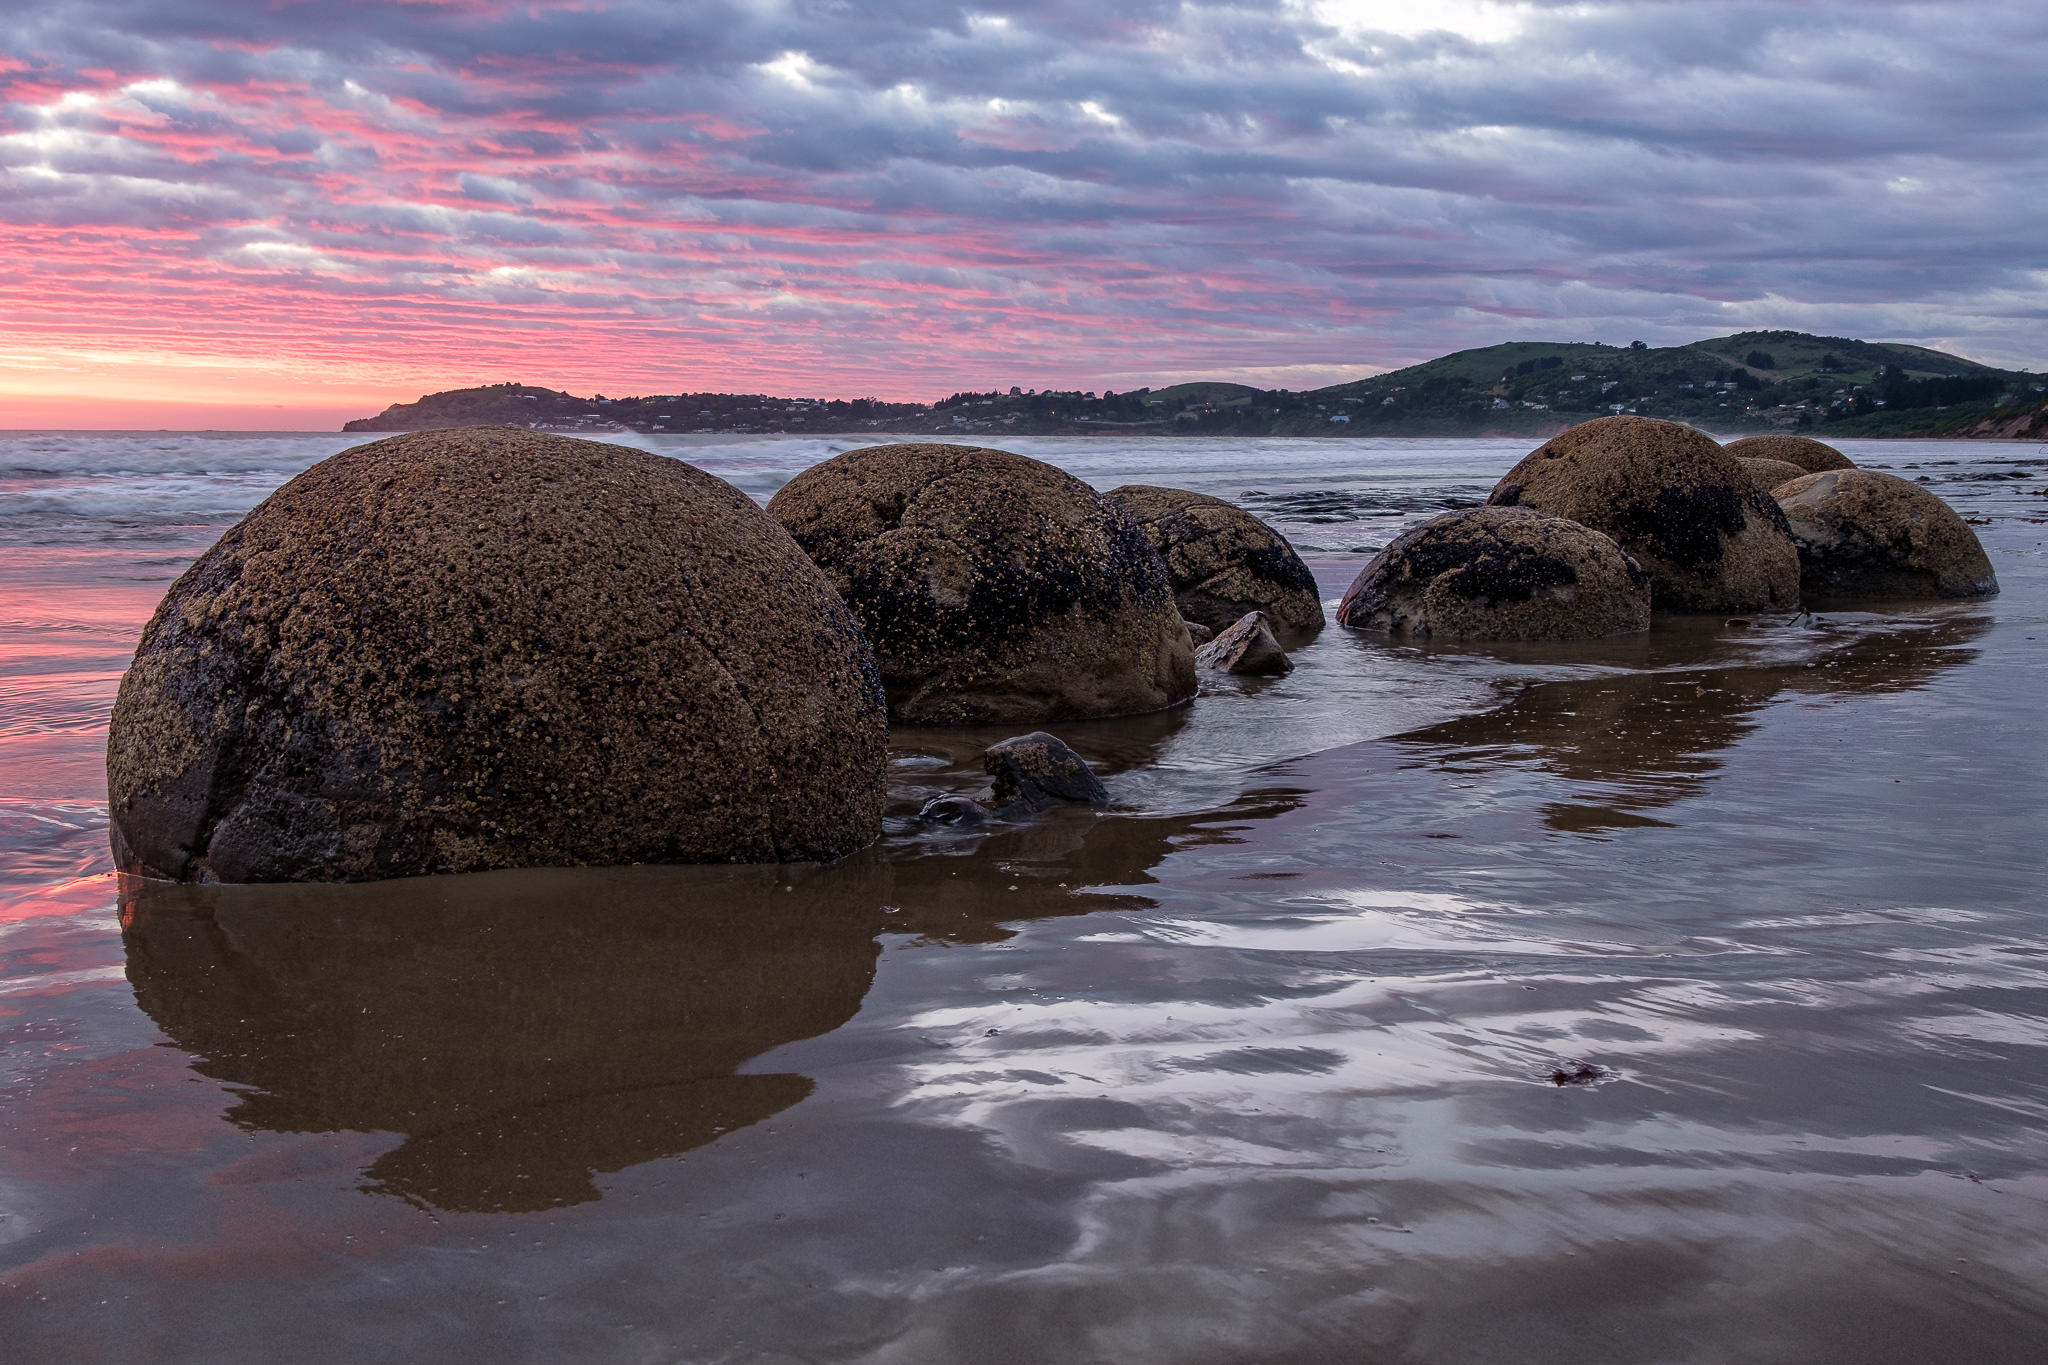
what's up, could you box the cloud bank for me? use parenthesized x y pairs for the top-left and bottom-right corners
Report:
(2, 0), (2043, 419)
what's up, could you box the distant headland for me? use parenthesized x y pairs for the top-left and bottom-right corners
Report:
(343, 330), (2048, 440)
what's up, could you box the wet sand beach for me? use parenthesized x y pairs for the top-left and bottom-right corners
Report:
(2, 433), (2045, 1362)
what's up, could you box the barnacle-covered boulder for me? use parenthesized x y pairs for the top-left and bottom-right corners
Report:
(1738, 457), (1811, 494)
(1775, 469), (1997, 600)
(767, 444), (1195, 725)
(1489, 417), (1800, 612)
(1103, 485), (1324, 636)
(108, 427), (888, 882)
(1724, 434), (1856, 473)
(1338, 506), (1651, 640)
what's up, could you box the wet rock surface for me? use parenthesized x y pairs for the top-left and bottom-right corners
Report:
(1776, 468), (1998, 600)
(1738, 456), (1811, 494)
(1104, 485), (1325, 636)
(107, 426), (888, 882)
(768, 444), (1195, 725)
(1489, 416), (1800, 613)
(918, 731), (1108, 824)
(1725, 434), (1856, 473)
(985, 732), (1110, 810)
(1337, 506), (1651, 640)
(1195, 610), (1294, 674)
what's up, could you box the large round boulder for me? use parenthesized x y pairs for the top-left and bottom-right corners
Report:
(1337, 506), (1651, 640)
(1488, 416), (1800, 612)
(1102, 485), (1324, 636)
(1724, 434), (1855, 473)
(766, 444), (1195, 725)
(108, 426), (888, 883)
(1738, 456), (1810, 494)
(1774, 469), (1997, 600)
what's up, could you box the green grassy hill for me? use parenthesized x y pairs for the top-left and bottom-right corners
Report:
(343, 332), (2039, 438)
(1142, 382), (1266, 406)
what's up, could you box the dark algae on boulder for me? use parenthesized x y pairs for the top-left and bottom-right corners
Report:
(1775, 469), (1998, 600)
(1103, 485), (1325, 636)
(1338, 506), (1650, 640)
(107, 426), (888, 883)
(1724, 434), (1856, 474)
(768, 443), (1195, 725)
(1489, 416), (1800, 613)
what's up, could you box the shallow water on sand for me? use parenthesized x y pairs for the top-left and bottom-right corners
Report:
(2, 432), (2047, 1362)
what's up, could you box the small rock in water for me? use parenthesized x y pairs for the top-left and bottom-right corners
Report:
(1548, 1061), (1607, 1086)
(920, 732), (1110, 827)
(919, 795), (993, 827)
(1195, 611), (1293, 675)
(985, 732), (1110, 811)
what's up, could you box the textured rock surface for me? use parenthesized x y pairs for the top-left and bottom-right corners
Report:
(108, 426), (888, 883)
(768, 444), (1195, 724)
(1195, 611), (1293, 674)
(1183, 618), (1215, 646)
(985, 732), (1109, 809)
(1775, 469), (1998, 600)
(1489, 416), (1800, 612)
(1338, 506), (1651, 640)
(1725, 434), (1856, 473)
(1104, 485), (1324, 636)
(1738, 457), (1811, 494)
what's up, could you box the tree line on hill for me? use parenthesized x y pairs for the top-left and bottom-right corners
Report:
(342, 331), (2045, 439)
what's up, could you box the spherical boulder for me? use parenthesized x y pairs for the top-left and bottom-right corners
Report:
(1724, 434), (1855, 473)
(1738, 456), (1811, 494)
(107, 426), (888, 883)
(1488, 416), (1800, 612)
(1102, 485), (1324, 636)
(1337, 506), (1651, 640)
(1774, 469), (1997, 600)
(767, 444), (1195, 725)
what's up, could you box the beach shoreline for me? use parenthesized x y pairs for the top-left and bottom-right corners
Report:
(3, 433), (2045, 1361)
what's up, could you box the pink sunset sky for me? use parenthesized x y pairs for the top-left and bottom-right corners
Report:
(2, 0), (2043, 429)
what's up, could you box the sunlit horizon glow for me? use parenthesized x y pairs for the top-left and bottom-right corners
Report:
(3, 2), (2043, 428)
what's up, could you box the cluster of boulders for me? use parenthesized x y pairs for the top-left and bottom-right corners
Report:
(1338, 417), (1995, 641)
(108, 430), (1322, 882)
(107, 418), (1995, 884)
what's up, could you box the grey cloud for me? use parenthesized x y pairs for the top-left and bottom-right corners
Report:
(1, 0), (2043, 375)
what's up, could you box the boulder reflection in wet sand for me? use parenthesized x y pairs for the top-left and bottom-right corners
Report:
(115, 785), (1309, 1215)
(119, 865), (885, 1213)
(1397, 612), (1987, 833)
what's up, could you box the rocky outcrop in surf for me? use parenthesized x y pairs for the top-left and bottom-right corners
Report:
(1775, 468), (1998, 600)
(1489, 416), (1799, 613)
(1737, 457), (1811, 495)
(1338, 506), (1651, 640)
(1724, 434), (1856, 473)
(1104, 485), (1325, 637)
(768, 443), (1195, 725)
(108, 426), (888, 882)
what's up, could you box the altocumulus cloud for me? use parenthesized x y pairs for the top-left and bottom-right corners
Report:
(0, 0), (2043, 410)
